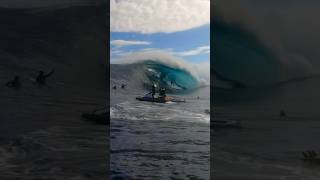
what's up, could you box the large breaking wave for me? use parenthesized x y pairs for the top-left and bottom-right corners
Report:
(110, 51), (209, 93)
(212, 17), (280, 87)
(213, 0), (320, 88)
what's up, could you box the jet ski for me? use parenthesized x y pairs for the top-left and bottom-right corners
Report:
(136, 96), (165, 103)
(136, 94), (185, 103)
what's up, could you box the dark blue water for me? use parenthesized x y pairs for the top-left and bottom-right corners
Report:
(110, 61), (210, 179)
(213, 78), (320, 180)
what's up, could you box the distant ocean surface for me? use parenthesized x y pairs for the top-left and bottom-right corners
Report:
(213, 77), (320, 180)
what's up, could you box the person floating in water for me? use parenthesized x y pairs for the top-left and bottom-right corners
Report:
(112, 85), (117, 90)
(303, 150), (318, 160)
(6, 76), (21, 89)
(36, 69), (54, 85)
(121, 84), (126, 89)
(280, 110), (286, 118)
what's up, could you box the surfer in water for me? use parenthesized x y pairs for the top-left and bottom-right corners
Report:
(36, 69), (54, 85)
(280, 110), (286, 118)
(6, 75), (21, 89)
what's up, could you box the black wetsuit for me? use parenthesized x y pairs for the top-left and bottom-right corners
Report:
(159, 88), (166, 101)
(151, 85), (156, 99)
(36, 70), (54, 85)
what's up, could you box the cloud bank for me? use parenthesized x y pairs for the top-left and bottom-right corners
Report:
(175, 46), (210, 56)
(110, 0), (210, 34)
(110, 40), (151, 47)
(111, 45), (210, 59)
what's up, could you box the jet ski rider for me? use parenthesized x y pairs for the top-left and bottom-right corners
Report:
(151, 84), (156, 100)
(159, 87), (166, 101)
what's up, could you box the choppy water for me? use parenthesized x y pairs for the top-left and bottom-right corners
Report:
(0, 125), (108, 180)
(0, 84), (108, 180)
(213, 78), (320, 180)
(110, 87), (210, 179)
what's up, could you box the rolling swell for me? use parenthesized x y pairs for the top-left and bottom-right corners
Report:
(212, 16), (281, 87)
(111, 60), (201, 93)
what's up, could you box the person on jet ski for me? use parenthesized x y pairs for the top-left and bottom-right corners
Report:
(151, 84), (156, 100)
(159, 87), (166, 101)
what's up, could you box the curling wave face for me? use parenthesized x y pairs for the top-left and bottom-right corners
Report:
(212, 0), (320, 89)
(111, 55), (209, 93)
(143, 60), (199, 92)
(212, 17), (280, 88)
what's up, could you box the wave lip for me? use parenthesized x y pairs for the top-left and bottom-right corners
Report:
(111, 51), (210, 93)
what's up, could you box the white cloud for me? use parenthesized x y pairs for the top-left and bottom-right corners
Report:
(110, 40), (151, 47)
(111, 46), (210, 58)
(110, 0), (210, 34)
(175, 46), (210, 56)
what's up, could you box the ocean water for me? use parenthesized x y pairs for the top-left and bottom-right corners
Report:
(110, 62), (210, 179)
(0, 86), (108, 180)
(0, 5), (108, 180)
(213, 77), (320, 180)
(212, 2), (320, 178)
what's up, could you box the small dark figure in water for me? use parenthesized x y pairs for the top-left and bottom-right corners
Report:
(121, 84), (126, 89)
(303, 151), (308, 159)
(36, 69), (54, 85)
(310, 150), (317, 158)
(6, 76), (21, 89)
(280, 110), (286, 118)
(197, 96), (200, 100)
(303, 150), (318, 159)
(112, 85), (117, 90)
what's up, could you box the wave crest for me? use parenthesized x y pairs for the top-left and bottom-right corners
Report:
(111, 51), (209, 92)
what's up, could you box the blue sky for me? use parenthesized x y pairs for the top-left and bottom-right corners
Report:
(110, 0), (210, 64)
(111, 25), (210, 63)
